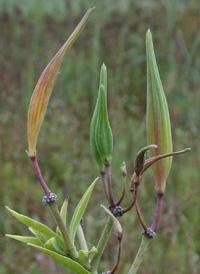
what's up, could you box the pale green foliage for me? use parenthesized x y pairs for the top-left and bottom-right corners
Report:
(69, 177), (98, 244)
(6, 179), (99, 274)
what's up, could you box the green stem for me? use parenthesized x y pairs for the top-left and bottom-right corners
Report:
(128, 236), (151, 274)
(49, 202), (78, 259)
(77, 223), (88, 251)
(91, 217), (113, 273)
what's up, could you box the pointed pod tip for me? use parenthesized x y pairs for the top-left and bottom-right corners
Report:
(146, 29), (153, 45)
(101, 63), (107, 72)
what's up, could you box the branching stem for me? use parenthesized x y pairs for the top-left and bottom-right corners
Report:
(116, 173), (126, 206)
(123, 183), (139, 214)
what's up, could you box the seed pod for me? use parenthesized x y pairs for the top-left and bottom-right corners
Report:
(95, 85), (113, 164)
(27, 8), (95, 157)
(146, 30), (173, 193)
(90, 64), (112, 171)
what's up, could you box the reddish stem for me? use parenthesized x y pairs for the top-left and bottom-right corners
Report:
(110, 239), (122, 274)
(123, 183), (139, 214)
(116, 174), (126, 206)
(135, 200), (147, 230)
(30, 156), (51, 195)
(151, 193), (164, 232)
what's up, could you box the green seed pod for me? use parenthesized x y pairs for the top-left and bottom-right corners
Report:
(95, 84), (113, 164)
(146, 30), (173, 194)
(90, 64), (108, 170)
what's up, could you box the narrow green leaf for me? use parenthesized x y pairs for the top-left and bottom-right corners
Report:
(6, 206), (65, 250)
(44, 237), (65, 255)
(56, 197), (69, 236)
(29, 244), (91, 274)
(69, 178), (98, 245)
(77, 250), (90, 269)
(44, 238), (57, 252)
(6, 234), (42, 246)
(29, 227), (50, 244)
(52, 237), (66, 255)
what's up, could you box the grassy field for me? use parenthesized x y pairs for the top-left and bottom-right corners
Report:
(0, 0), (200, 273)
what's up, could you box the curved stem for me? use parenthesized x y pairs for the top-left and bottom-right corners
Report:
(30, 156), (51, 195)
(151, 193), (164, 232)
(135, 201), (147, 230)
(116, 174), (126, 206)
(128, 236), (151, 274)
(110, 239), (122, 274)
(123, 183), (139, 214)
(91, 217), (113, 273)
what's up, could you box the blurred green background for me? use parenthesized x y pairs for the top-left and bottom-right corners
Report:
(0, 0), (200, 273)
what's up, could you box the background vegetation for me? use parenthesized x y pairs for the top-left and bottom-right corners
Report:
(0, 0), (200, 273)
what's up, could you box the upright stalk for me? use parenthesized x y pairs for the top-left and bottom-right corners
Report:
(49, 202), (78, 258)
(128, 236), (151, 274)
(91, 217), (113, 273)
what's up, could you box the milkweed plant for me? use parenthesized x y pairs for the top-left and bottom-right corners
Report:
(6, 8), (191, 274)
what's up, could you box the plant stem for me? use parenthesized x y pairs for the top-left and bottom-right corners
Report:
(123, 183), (139, 214)
(77, 223), (88, 251)
(105, 163), (115, 207)
(49, 202), (78, 259)
(116, 173), (126, 206)
(100, 171), (110, 203)
(90, 217), (113, 273)
(151, 193), (164, 231)
(30, 156), (51, 195)
(30, 156), (77, 259)
(128, 235), (151, 274)
(110, 239), (122, 274)
(135, 201), (147, 230)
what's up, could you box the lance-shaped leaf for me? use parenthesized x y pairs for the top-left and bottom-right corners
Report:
(146, 30), (173, 193)
(27, 7), (95, 156)
(69, 178), (98, 245)
(6, 235), (43, 246)
(90, 64), (107, 170)
(6, 206), (65, 250)
(28, 244), (91, 274)
(44, 237), (66, 255)
(56, 196), (69, 236)
(95, 85), (113, 164)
